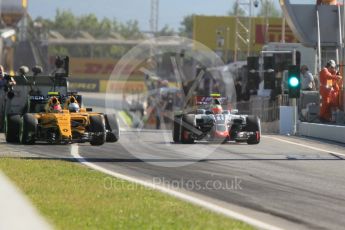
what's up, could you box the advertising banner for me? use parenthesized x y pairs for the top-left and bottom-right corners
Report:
(69, 79), (99, 92)
(100, 80), (146, 93)
(193, 15), (299, 53)
(69, 58), (145, 81)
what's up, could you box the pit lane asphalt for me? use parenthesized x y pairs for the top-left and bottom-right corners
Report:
(3, 132), (345, 229)
(2, 93), (345, 230)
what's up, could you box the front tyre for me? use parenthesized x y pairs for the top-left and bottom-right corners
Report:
(104, 114), (119, 142)
(5, 115), (21, 143)
(20, 113), (37, 145)
(89, 115), (106, 146)
(181, 114), (195, 144)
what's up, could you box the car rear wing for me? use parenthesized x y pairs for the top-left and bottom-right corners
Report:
(195, 96), (228, 105)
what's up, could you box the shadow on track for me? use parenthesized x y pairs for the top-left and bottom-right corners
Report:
(4, 156), (344, 164)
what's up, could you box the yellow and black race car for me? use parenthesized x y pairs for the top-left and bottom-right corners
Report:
(12, 92), (119, 145)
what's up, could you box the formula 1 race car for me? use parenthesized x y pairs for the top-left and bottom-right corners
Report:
(5, 93), (119, 145)
(173, 95), (261, 144)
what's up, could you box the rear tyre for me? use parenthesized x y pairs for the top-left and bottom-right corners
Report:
(181, 114), (195, 144)
(20, 113), (37, 145)
(89, 115), (106, 146)
(104, 114), (119, 142)
(5, 115), (21, 143)
(246, 115), (260, 145)
(0, 113), (5, 132)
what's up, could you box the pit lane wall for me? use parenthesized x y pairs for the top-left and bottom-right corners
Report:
(298, 122), (345, 144)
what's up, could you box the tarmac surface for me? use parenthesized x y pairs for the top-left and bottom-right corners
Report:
(2, 92), (345, 230)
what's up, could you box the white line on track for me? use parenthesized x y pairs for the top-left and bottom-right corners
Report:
(264, 136), (345, 158)
(70, 144), (283, 230)
(0, 172), (52, 230)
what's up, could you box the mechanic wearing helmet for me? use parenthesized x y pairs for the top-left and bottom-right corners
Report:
(0, 65), (16, 89)
(319, 60), (342, 122)
(46, 96), (62, 113)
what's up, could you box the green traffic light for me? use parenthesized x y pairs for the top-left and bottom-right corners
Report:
(288, 65), (300, 98)
(289, 76), (299, 88)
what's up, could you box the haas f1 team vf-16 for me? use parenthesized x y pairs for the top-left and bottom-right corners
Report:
(173, 95), (261, 144)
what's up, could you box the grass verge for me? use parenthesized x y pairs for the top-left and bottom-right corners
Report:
(0, 158), (254, 230)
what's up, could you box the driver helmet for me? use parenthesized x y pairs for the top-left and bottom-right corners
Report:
(211, 104), (223, 114)
(49, 97), (62, 113)
(68, 102), (80, 112)
(52, 104), (62, 112)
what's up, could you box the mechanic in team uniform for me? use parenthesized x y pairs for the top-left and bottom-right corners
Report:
(319, 60), (342, 122)
(301, 65), (315, 91)
(0, 65), (16, 89)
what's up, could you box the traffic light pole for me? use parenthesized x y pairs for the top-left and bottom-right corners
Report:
(290, 98), (297, 135)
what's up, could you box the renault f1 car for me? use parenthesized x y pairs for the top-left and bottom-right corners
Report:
(6, 93), (119, 145)
(173, 95), (261, 144)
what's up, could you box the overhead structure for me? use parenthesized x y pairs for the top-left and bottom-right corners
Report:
(280, 0), (341, 47)
(279, 0), (345, 111)
(279, 0), (343, 70)
(150, 0), (159, 35)
(234, 0), (254, 62)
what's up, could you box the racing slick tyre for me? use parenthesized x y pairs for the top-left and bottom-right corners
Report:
(0, 113), (5, 132)
(20, 113), (38, 145)
(5, 114), (21, 143)
(89, 115), (106, 146)
(173, 115), (182, 143)
(181, 114), (195, 144)
(245, 115), (260, 145)
(104, 114), (119, 142)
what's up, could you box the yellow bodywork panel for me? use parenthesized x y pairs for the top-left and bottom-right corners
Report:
(35, 111), (72, 139)
(69, 112), (91, 134)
